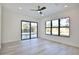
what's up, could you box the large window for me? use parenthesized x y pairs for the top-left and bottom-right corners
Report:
(45, 17), (70, 37)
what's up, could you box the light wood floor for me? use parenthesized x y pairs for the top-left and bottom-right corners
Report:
(0, 38), (79, 55)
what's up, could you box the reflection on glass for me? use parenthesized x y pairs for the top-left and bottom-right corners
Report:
(46, 28), (51, 34)
(60, 18), (69, 27)
(52, 20), (58, 27)
(52, 28), (58, 35)
(31, 23), (37, 38)
(60, 28), (69, 36)
(22, 22), (30, 39)
(60, 17), (70, 36)
(46, 21), (51, 27)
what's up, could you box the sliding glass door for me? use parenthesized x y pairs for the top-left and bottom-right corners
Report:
(31, 22), (38, 38)
(21, 21), (30, 39)
(21, 21), (38, 40)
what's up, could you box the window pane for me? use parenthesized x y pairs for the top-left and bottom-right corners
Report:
(22, 22), (30, 39)
(52, 20), (58, 27)
(31, 23), (37, 38)
(60, 18), (69, 27)
(22, 22), (30, 32)
(60, 28), (69, 36)
(52, 28), (58, 35)
(46, 21), (51, 27)
(46, 28), (51, 34)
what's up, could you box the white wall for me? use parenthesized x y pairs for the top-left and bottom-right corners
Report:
(0, 5), (1, 48)
(2, 8), (39, 44)
(39, 7), (79, 47)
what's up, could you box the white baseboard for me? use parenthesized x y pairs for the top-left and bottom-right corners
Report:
(39, 37), (79, 48)
(2, 39), (21, 44)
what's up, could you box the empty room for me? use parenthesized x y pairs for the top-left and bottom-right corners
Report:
(0, 3), (79, 55)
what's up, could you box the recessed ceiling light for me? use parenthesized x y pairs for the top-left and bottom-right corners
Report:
(18, 7), (22, 10)
(64, 5), (68, 7)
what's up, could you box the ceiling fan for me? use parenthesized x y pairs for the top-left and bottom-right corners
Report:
(30, 6), (46, 14)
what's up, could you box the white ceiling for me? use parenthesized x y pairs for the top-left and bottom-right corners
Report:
(1, 3), (79, 19)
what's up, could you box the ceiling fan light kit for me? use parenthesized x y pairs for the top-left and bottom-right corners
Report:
(30, 6), (46, 15)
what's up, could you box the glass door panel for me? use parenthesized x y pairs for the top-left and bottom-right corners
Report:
(21, 22), (30, 39)
(31, 22), (38, 38)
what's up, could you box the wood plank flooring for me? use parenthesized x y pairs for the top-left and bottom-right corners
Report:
(0, 38), (79, 55)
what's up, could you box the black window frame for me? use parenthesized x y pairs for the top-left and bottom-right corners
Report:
(21, 20), (38, 40)
(45, 17), (70, 37)
(52, 19), (60, 36)
(59, 17), (70, 37)
(45, 20), (52, 35)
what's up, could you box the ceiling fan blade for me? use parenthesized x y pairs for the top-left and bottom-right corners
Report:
(40, 7), (46, 10)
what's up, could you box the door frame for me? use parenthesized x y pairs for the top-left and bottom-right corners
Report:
(21, 20), (38, 40)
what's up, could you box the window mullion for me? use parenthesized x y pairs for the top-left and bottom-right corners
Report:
(58, 19), (60, 36)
